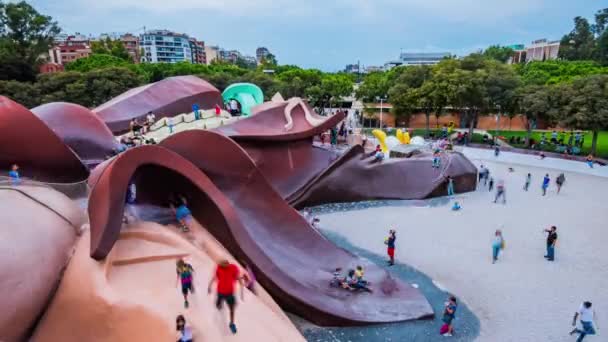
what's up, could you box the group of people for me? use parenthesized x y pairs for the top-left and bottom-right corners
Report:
(174, 257), (256, 339)
(478, 164), (568, 204)
(330, 266), (372, 292)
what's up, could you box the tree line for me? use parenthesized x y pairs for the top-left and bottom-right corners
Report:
(0, 1), (353, 110)
(1, 1), (608, 151)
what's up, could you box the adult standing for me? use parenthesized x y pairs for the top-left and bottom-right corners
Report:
(556, 173), (566, 194)
(208, 260), (244, 334)
(385, 229), (396, 266)
(570, 301), (596, 342)
(542, 174), (550, 196)
(492, 229), (504, 264)
(523, 173), (532, 191)
(447, 176), (455, 197)
(544, 226), (558, 261)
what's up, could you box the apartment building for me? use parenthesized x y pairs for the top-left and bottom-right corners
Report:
(140, 30), (193, 63)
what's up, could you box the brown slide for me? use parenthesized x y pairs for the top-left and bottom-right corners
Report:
(160, 130), (434, 326)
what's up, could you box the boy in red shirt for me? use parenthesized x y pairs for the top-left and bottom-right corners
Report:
(208, 260), (244, 334)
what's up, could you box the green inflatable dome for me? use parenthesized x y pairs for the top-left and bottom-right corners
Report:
(221, 83), (264, 116)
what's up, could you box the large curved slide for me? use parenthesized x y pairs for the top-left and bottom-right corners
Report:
(160, 130), (434, 325)
(213, 99), (346, 198)
(288, 145), (478, 208)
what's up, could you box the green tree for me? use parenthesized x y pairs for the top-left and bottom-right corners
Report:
(315, 73), (353, 107)
(0, 79), (39, 107)
(518, 85), (552, 146)
(356, 71), (389, 102)
(594, 8), (608, 65)
(276, 68), (323, 99)
(65, 54), (131, 73)
(35, 67), (142, 107)
(484, 59), (521, 132)
(518, 60), (608, 86)
(91, 37), (130, 60)
(386, 65), (434, 133)
(559, 16), (598, 61)
(0, 1), (61, 81)
(483, 45), (515, 63)
(259, 53), (277, 67)
(560, 74), (608, 154)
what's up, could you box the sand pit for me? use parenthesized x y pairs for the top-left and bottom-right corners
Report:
(32, 220), (304, 342)
(315, 149), (608, 342)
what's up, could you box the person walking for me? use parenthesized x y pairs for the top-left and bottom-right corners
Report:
(524, 173), (532, 191)
(493, 179), (506, 204)
(556, 173), (566, 194)
(385, 230), (396, 266)
(441, 296), (458, 337)
(488, 177), (494, 192)
(176, 259), (195, 308)
(544, 226), (558, 261)
(176, 315), (194, 342)
(208, 260), (244, 334)
(447, 176), (455, 197)
(570, 301), (596, 342)
(542, 174), (550, 196)
(492, 229), (504, 264)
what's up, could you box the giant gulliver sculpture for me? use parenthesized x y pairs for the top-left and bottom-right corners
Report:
(0, 77), (481, 340)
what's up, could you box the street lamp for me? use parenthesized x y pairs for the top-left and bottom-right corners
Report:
(495, 104), (501, 145)
(377, 95), (387, 129)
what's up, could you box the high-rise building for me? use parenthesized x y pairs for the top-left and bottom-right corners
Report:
(399, 52), (450, 66)
(189, 38), (206, 64)
(344, 64), (361, 73)
(525, 39), (560, 62)
(204, 45), (219, 64)
(120, 33), (141, 63)
(383, 60), (403, 70)
(53, 34), (92, 64)
(219, 49), (241, 63)
(506, 44), (526, 64)
(256, 47), (271, 64)
(140, 30), (193, 63)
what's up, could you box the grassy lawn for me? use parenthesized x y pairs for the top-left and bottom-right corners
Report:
(360, 128), (608, 158)
(486, 130), (608, 158)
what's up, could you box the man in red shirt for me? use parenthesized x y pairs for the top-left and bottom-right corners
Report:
(207, 260), (244, 334)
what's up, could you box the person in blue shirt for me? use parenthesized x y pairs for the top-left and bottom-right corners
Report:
(441, 296), (458, 337)
(542, 174), (550, 196)
(8, 164), (20, 185)
(451, 201), (461, 211)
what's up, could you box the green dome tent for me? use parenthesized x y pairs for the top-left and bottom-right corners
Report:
(221, 83), (264, 116)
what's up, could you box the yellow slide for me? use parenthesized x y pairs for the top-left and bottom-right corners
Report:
(372, 129), (388, 152)
(395, 129), (410, 144)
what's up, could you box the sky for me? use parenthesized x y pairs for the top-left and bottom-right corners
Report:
(28, 0), (603, 71)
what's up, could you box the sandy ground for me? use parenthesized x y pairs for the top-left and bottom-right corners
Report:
(317, 148), (608, 342)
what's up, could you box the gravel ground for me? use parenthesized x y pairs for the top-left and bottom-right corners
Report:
(313, 149), (608, 342)
(293, 228), (480, 342)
